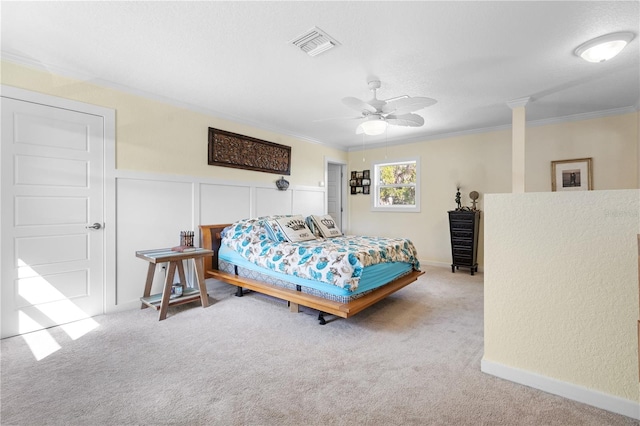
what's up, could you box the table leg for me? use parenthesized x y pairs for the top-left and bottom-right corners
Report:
(176, 260), (187, 287)
(158, 261), (177, 321)
(194, 257), (209, 308)
(141, 262), (156, 309)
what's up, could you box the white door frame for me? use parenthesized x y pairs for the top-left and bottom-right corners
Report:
(324, 157), (348, 233)
(1, 85), (117, 315)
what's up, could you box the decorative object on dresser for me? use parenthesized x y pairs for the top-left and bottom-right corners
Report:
(469, 191), (480, 210)
(350, 169), (370, 194)
(448, 210), (480, 275)
(208, 127), (291, 175)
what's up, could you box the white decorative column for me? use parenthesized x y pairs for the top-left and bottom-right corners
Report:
(507, 97), (530, 193)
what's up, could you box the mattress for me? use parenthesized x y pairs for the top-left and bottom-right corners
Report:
(218, 245), (414, 303)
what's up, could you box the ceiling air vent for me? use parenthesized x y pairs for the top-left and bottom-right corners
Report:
(289, 26), (340, 57)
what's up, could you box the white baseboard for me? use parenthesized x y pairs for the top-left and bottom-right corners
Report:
(481, 358), (640, 420)
(420, 259), (483, 273)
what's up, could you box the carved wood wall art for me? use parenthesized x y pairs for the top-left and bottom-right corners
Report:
(208, 127), (291, 175)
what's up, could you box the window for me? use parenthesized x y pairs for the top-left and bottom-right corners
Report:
(371, 157), (420, 212)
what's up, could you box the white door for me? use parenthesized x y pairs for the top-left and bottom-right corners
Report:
(1, 96), (105, 338)
(327, 163), (342, 231)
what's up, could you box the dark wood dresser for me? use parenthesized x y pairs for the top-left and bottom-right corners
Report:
(448, 210), (480, 275)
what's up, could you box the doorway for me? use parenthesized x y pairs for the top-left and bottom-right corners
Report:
(326, 160), (347, 233)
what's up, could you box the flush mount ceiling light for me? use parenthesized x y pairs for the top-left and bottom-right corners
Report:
(574, 32), (635, 63)
(357, 115), (388, 136)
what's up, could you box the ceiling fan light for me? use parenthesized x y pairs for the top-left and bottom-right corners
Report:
(574, 32), (634, 63)
(359, 117), (387, 135)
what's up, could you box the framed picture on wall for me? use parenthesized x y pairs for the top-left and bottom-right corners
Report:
(551, 158), (593, 191)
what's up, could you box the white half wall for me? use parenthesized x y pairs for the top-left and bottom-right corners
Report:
(483, 189), (640, 418)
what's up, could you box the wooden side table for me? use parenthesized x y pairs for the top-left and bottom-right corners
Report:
(136, 248), (214, 320)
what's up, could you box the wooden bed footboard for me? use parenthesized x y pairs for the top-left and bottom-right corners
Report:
(198, 223), (424, 322)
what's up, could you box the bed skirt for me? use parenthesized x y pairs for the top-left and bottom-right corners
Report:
(218, 259), (386, 304)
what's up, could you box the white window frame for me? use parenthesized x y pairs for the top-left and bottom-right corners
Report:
(371, 157), (421, 212)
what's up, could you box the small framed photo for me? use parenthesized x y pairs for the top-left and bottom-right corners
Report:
(356, 171), (364, 179)
(355, 186), (363, 193)
(362, 178), (370, 186)
(350, 179), (357, 187)
(363, 170), (370, 179)
(551, 158), (593, 191)
(351, 171), (357, 179)
(363, 185), (370, 194)
(351, 186), (357, 194)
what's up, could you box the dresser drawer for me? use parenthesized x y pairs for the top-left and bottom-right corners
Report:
(450, 220), (474, 231)
(451, 230), (473, 239)
(448, 212), (474, 221)
(452, 253), (473, 265)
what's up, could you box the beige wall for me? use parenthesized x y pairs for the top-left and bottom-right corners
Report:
(526, 113), (639, 192)
(1, 61), (346, 187)
(347, 112), (639, 267)
(484, 190), (640, 409)
(346, 130), (512, 268)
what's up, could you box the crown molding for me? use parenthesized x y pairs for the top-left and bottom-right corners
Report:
(348, 106), (638, 152)
(506, 97), (531, 109)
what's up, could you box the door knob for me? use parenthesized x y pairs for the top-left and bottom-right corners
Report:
(86, 222), (102, 230)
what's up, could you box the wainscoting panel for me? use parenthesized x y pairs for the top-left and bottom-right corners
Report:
(115, 177), (194, 307)
(255, 187), (293, 217)
(200, 183), (251, 225)
(292, 187), (325, 216)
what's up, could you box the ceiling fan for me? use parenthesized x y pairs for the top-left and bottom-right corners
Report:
(341, 79), (437, 135)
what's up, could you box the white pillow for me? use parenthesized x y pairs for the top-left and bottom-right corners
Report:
(274, 215), (316, 242)
(311, 214), (342, 238)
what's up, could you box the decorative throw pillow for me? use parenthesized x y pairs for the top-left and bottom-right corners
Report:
(262, 219), (287, 242)
(305, 215), (323, 238)
(274, 215), (316, 242)
(311, 214), (342, 238)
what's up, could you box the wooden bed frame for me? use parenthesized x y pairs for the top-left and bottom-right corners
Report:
(199, 224), (424, 323)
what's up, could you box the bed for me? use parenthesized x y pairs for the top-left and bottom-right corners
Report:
(199, 215), (424, 324)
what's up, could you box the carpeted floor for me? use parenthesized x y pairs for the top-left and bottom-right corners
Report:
(1, 266), (637, 425)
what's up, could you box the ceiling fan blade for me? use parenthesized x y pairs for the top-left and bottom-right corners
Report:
(383, 97), (437, 115)
(342, 97), (377, 113)
(386, 113), (425, 127)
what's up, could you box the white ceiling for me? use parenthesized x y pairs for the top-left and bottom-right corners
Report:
(2, 1), (639, 150)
